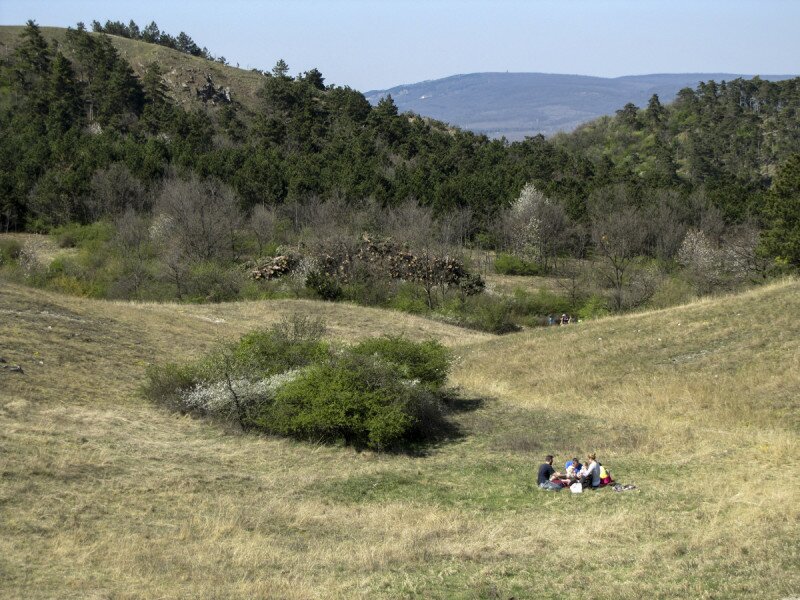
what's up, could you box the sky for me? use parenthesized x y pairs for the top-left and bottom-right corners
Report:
(1, 0), (798, 91)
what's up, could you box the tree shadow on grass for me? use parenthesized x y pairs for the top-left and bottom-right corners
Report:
(384, 390), (486, 457)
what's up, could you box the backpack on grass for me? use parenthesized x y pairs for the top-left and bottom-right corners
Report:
(599, 464), (613, 486)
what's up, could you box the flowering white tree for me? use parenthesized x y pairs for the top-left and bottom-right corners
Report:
(505, 183), (567, 272)
(678, 225), (765, 292)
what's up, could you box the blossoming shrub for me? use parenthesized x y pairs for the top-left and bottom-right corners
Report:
(252, 353), (446, 450)
(143, 316), (327, 419)
(144, 318), (453, 450)
(180, 371), (301, 422)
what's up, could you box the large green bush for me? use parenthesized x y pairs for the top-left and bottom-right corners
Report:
(510, 287), (573, 322)
(494, 253), (541, 276)
(53, 221), (115, 250)
(351, 336), (450, 388)
(142, 362), (200, 412)
(231, 317), (329, 377)
(143, 316), (327, 407)
(437, 295), (519, 334)
(387, 283), (429, 314)
(0, 239), (22, 266)
(253, 353), (430, 449)
(185, 261), (247, 303)
(577, 294), (611, 320)
(305, 271), (343, 301)
(144, 317), (453, 450)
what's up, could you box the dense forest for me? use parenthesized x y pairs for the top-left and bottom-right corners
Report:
(1, 21), (798, 327)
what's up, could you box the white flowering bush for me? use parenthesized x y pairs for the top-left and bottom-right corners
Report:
(179, 370), (301, 422)
(148, 213), (174, 245)
(144, 316), (457, 450)
(19, 241), (42, 279)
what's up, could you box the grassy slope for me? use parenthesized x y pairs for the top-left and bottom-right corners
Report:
(1, 278), (797, 598)
(0, 25), (266, 111)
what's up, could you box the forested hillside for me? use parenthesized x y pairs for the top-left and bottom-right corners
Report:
(1, 21), (799, 315)
(1, 21), (560, 233)
(365, 72), (796, 140)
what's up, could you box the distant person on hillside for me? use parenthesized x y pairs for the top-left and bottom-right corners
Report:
(579, 453), (601, 488)
(537, 455), (565, 490)
(560, 313), (569, 325)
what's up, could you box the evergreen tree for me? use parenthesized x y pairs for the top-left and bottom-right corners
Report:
(616, 102), (640, 129)
(47, 52), (83, 135)
(300, 68), (326, 90)
(762, 153), (800, 266)
(141, 63), (172, 131)
(128, 20), (141, 39)
(645, 94), (666, 128)
(272, 59), (290, 79)
(141, 21), (161, 43)
(14, 20), (51, 87)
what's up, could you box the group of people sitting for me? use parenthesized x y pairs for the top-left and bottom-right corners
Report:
(537, 453), (613, 491)
(547, 314), (577, 326)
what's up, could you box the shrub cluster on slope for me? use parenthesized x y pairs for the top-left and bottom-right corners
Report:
(143, 316), (454, 450)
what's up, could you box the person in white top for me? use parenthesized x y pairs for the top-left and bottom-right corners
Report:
(579, 452), (601, 488)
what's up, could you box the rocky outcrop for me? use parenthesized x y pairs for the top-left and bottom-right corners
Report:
(196, 74), (231, 104)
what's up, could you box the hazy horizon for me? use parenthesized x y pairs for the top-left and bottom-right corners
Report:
(1, 0), (798, 91)
(364, 70), (799, 93)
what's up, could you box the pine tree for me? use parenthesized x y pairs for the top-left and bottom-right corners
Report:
(645, 94), (666, 128)
(47, 52), (83, 134)
(272, 59), (290, 79)
(14, 20), (51, 83)
(141, 63), (172, 131)
(762, 153), (800, 265)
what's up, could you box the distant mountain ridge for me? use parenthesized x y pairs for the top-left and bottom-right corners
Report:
(365, 72), (797, 140)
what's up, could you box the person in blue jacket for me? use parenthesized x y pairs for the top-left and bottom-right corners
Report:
(565, 457), (582, 479)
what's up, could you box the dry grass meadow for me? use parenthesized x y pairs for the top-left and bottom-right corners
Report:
(1, 275), (798, 598)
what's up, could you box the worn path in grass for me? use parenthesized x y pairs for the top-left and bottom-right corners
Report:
(1, 279), (798, 598)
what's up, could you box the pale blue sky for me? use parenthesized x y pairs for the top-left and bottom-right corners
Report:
(1, 0), (797, 90)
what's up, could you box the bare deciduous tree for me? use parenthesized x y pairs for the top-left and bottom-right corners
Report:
(644, 190), (688, 261)
(437, 206), (472, 254)
(155, 174), (243, 262)
(87, 163), (147, 220)
(161, 239), (189, 300)
(723, 221), (768, 282)
(678, 221), (767, 292)
(248, 204), (277, 256)
(113, 207), (152, 297)
(384, 199), (437, 251)
(591, 209), (649, 310)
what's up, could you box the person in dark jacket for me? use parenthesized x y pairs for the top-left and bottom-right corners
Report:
(537, 455), (565, 490)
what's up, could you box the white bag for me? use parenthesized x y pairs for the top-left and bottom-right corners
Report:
(570, 482), (583, 494)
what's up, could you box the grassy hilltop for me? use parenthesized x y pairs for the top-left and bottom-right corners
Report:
(0, 25), (266, 112)
(1, 273), (798, 598)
